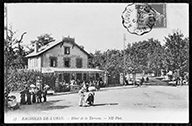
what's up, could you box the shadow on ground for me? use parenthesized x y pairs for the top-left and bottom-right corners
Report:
(100, 86), (138, 92)
(92, 103), (118, 107)
(10, 100), (71, 112)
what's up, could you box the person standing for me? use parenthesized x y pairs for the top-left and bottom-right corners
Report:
(42, 86), (48, 102)
(20, 88), (26, 105)
(85, 82), (89, 92)
(175, 69), (180, 86)
(140, 77), (144, 86)
(26, 87), (31, 105)
(36, 88), (42, 103)
(78, 87), (86, 107)
(96, 81), (100, 91)
(179, 76), (183, 86)
(32, 87), (36, 103)
(146, 77), (149, 82)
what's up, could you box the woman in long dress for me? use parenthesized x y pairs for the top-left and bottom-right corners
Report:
(26, 87), (31, 105)
(20, 88), (26, 105)
(86, 91), (95, 106)
(78, 87), (86, 107)
(32, 87), (36, 103)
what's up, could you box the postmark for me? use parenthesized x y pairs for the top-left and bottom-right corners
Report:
(122, 3), (164, 35)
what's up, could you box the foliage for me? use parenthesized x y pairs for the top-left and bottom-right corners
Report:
(89, 31), (189, 78)
(164, 31), (189, 74)
(7, 70), (56, 92)
(4, 27), (28, 68)
(4, 26), (28, 91)
(30, 34), (55, 48)
(124, 38), (165, 75)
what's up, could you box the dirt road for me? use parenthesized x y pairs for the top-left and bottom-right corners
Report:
(5, 85), (189, 123)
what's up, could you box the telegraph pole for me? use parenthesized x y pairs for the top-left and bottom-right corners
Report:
(123, 33), (126, 83)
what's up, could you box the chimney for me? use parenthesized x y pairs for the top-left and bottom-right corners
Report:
(80, 45), (84, 49)
(34, 42), (39, 53)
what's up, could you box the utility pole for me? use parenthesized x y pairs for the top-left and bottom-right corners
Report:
(123, 33), (126, 84)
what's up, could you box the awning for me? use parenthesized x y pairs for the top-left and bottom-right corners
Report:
(42, 67), (55, 73)
(42, 67), (104, 73)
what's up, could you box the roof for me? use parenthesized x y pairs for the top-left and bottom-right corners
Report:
(42, 67), (104, 73)
(26, 39), (90, 58)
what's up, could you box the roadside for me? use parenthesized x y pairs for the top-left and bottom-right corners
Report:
(8, 76), (188, 103)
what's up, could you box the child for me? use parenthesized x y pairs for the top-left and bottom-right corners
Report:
(78, 87), (86, 107)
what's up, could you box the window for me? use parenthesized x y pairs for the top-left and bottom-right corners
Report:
(76, 58), (82, 68)
(64, 58), (70, 68)
(64, 47), (70, 55)
(49, 56), (57, 67)
(63, 73), (70, 83)
(76, 73), (82, 81)
(59, 74), (62, 82)
(83, 73), (87, 82)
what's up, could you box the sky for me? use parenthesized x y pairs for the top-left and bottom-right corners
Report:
(6, 3), (189, 53)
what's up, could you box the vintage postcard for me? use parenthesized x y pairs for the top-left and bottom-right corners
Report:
(4, 3), (189, 123)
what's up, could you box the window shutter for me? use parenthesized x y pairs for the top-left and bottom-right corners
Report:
(49, 57), (51, 67)
(63, 58), (65, 67)
(76, 58), (82, 68)
(76, 58), (78, 68)
(69, 58), (71, 67)
(56, 57), (58, 67)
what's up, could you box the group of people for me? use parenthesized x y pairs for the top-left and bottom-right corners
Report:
(124, 76), (149, 86)
(174, 72), (188, 86)
(168, 70), (189, 86)
(20, 85), (49, 105)
(78, 84), (95, 107)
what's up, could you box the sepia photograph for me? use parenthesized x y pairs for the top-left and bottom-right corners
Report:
(4, 3), (189, 123)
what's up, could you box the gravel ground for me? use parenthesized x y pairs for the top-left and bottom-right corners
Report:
(5, 85), (189, 123)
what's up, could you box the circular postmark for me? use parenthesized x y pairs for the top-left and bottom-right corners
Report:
(122, 3), (163, 36)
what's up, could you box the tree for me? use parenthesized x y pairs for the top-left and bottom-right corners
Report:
(4, 26), (28, 96)
(164, 30), (189, 74)
(146, 38), (165, 76)
(13, 32), (27, 68)
(124, 38), (164, 76)
(30, 34), (55, 48)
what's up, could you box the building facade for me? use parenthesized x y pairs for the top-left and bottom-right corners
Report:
(26, 37), (104, 84)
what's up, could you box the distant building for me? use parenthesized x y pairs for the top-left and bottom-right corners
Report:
(26, 37), (104, 84)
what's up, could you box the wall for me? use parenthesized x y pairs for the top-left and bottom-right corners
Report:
(42, 42), (89, 68)
(28, 56), (41, 71)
